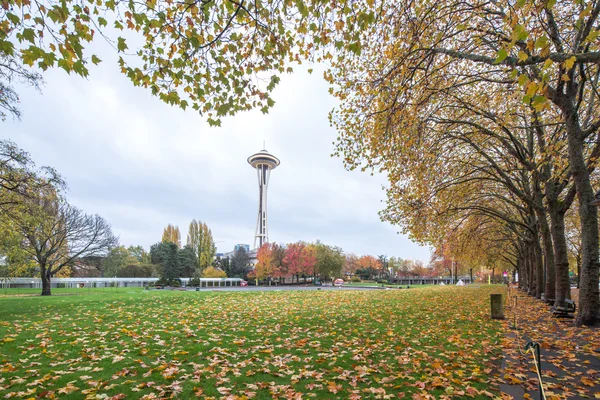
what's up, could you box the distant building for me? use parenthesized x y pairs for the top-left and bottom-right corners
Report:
(234, 244), (250, 253)
(222, 245), (258, 268)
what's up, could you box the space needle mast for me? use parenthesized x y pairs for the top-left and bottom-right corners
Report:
(248, 146), (280, 249)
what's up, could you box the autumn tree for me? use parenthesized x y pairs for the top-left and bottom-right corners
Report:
(1, 0), (368, 123)
(378, 255), (389, 277)
(0, 0), (101, 120)
(187, 219), (216, 272)
(128, 245), (150, 264)
(284, 242), (305, 283)
(0, 216), (37, 278)
(389, 257), (411, 279)
(328, 0), (600, 325)
(314, 242), (344, 283)
(103, 246), (138, 277)
(5, 188), (117, 295)
(299, 244), (317, 283)
(411, 261), (430, 278)
(356, 255), (381, 280)
(271, 243), (287, 284)
(201, 266), (227, 278)
(255, 243), (275, 284)
(0, 140), (62, 210)
(344, 253), (360, 276)
(0, 54), (44, 120)
(162, 224), (181, 247)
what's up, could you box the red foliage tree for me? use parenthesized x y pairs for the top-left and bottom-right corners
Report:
(299, 244), (317, 282)
(344, 253), (360, 275)
(271, 243), (287, 283)
(255, 243), (275, 283)
(284, 242), (305, 283)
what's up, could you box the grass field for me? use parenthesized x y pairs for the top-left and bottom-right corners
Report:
(0, 286), (504, 399)
(0, 287), (145, 297)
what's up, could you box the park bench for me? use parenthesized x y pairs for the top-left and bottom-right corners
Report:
(552, 299), (576, 318)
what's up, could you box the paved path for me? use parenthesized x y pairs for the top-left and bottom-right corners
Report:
(498, 288), (600, 399)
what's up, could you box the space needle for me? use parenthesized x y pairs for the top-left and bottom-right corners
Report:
(248, 146), (280, 249)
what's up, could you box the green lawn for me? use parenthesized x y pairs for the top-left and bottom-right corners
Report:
(0, 287), (145, 297)
(0, 286), (504, 398)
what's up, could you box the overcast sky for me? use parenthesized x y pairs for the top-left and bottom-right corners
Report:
(2, 43), (431, 261)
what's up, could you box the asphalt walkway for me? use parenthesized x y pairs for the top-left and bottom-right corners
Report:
(498, 288), (600, 399)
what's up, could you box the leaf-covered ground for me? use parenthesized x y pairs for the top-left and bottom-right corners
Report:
(0, 286), (504, 399)
(499, 288), (600, 399)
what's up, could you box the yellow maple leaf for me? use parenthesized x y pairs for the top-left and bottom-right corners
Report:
(564, 56), (577, 69)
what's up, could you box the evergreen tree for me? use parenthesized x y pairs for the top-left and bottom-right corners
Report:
(178, 245), (197, 277)
(229, 247), (250, 278)
(163, 242), (181, 281)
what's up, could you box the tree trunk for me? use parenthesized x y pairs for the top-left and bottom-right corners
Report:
(548, 208), (571, 307)
(40, 268), (51, 296)
(518, 248), (527, 291)
(537, 209), (555, 300)
(533, 235), (544, 299)
(564, 112), (600, 326)
(516, 256), (523, 289)
(576, 253), (581, 289)
(528, 245), (536, 294)
(532, 169), (556, 300)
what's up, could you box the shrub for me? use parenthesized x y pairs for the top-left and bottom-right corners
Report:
(188, 277), (201, 287)
(202, 266), (227, 278)
(154, 277), (168, 287)
(154, 277), (181, 287)
(350, 276), (361, 283)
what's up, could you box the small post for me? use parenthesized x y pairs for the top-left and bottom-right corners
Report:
(525, 342), (543, 399)
(510, 296), (520, 330)
(491, 293), (504, 319)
